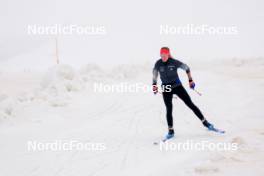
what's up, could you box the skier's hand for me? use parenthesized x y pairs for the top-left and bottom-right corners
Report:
(189, 80), (195, 89)
(152, 85), (158, 94)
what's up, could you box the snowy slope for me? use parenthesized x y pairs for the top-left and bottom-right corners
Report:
(0, 58), (263, 176)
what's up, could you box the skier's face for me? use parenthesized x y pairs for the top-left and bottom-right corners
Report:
(161, 53), (169, 62)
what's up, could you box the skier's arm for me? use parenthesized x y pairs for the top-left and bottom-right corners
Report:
(177, 60), (190, 73)
(186, 70), (196, 89)
(152, 62), (159, 94)
(175, 60), (191, 79)
(152, 63), (159, 85)
(176, 60), (195, 88)
(187, 71), (193, 81)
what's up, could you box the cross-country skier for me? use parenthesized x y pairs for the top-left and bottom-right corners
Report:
(152, 47), (220, 140)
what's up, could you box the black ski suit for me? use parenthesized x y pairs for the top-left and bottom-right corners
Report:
(152, 58), (206, 128)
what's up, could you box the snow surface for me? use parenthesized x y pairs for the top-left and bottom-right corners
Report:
(0, 58), (264, 176)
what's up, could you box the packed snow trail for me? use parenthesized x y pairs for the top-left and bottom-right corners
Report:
(0, 60), (264, 176)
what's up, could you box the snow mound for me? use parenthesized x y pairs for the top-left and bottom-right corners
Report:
(79, 64), (106, 82)
(27, 64), (86, 107)
(40, 64), (85, 95)
(0, 95), (18, 120)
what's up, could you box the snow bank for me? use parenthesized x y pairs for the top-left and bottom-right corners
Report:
(0, 64), (83, 120)
(0, 94), (15, 120)
(0, 62), (149, 120)
(35, 64), (87, 107)
(41, 64), (84, 93)
(79, 64), (106, 82)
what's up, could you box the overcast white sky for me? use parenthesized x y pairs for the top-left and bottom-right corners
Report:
(1, 0), (264, 67)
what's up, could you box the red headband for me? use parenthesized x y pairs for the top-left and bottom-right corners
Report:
(160, 48), (170, 55)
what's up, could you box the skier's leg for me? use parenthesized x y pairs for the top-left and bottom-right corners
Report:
(162, 91), (174, 130)
(174, 85), (211, 127)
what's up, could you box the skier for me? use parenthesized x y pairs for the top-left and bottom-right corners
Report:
(152, 47), (220, 140)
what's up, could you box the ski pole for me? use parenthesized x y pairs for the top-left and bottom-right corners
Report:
(192, 88), (202, 96)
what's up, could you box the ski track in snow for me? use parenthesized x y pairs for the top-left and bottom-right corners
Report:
(0, 60), (264, 176)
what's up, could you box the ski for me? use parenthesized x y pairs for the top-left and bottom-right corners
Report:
(208, 126), (225, 134)
(153, 126), (225, 145)
(153, 136), (174, 145)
